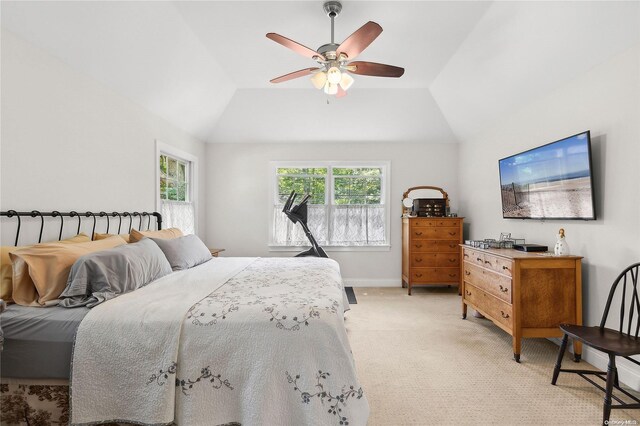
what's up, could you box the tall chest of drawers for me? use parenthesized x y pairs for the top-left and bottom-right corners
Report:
(401, 217), (463, 295)
(461, 246), (583, 362)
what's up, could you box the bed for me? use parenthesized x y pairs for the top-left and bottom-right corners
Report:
(0, 210), (368, 425)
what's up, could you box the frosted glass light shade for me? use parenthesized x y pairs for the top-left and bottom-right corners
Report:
(339, 73), (354, 91)
(310, 72), (327, 90)
(327, 67), (342, 84)
(323, 82), (338, 95)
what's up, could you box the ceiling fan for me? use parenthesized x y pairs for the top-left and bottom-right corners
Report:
(266, 1), (404, 98)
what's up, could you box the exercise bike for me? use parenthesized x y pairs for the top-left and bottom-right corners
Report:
(282, 191), (328, 258)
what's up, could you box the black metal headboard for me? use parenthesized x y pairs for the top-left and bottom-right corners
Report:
(0, 210), (162, 246)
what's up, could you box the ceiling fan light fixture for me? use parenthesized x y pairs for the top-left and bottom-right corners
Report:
(326, 66), (342, 84)
(339, 73), (354, 91)
(324, 82), (338, 95)
(310, 71), (328, 89)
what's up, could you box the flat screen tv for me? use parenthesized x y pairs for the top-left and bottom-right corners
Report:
(498, 131), (596, 220)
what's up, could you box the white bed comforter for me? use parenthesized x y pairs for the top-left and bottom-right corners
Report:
(70, 257), (368, 426)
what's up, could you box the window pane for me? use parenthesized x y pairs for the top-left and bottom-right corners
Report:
(177, 182), (186, 202)
(168, 158), (177, 179)
(365, 178), (381, 196)
(167, 180), (178, 201)
(178, 162), (186, 183)
(334, 177), (350, 198)
(277, 167), (327, 175)
(366, 196), (381, 204)
(160, 155), (167, 178)
(160, 177), (168, 200)
(334, 176), (381, 205)
(278, 176), (325, 204)
(333, 167), (381, 176)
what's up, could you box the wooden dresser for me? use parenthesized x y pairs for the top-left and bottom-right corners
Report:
(402, 217), (464, 295)
(461, 246), (583, 362)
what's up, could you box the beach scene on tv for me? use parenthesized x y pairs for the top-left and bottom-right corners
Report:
(499, 133), (595, 219)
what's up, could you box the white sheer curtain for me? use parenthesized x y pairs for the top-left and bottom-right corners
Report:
(328, 205), (386, 245)
(273, 205), (328, 245)
(272, 204), (386, 246)
(161, 201), (195, 235)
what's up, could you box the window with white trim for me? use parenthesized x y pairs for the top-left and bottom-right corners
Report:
(270, 162), (390, 248)
(158, 148), (196, 234)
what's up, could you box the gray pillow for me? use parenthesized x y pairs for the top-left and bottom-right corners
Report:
(150, 234), (212, 271)
(59, 238), (172, 308)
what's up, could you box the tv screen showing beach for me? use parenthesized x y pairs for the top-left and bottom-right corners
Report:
(499, 132), (595, 219)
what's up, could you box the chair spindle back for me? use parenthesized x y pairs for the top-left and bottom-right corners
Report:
(600, 262), (640, 338)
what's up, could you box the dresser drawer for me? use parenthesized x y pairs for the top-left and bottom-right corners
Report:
(436, 219), (461, 228)
(410, 227), (430, 239)
(411, 253), (460, 267)
(489, 256), (513, 277)
(411, 227), (460, 240)
(410, 218), (437, 227)
(464, 283), (513, 330)
(463, 248), (486, 267)
(410, 267), (459, 283)
(410, 240), (460, 253)
(463, 262), (512, 303)
(434, 227), (460, 240)
(464, 249), (514, 277)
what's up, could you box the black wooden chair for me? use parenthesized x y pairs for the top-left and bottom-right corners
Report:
(551, 262), (640, 425)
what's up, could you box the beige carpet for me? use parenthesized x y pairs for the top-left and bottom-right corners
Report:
(345, 287), (640, 425)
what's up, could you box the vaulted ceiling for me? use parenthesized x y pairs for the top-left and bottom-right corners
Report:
(2, 1), (639, 143)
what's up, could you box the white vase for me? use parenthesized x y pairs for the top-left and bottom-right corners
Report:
(554, 229), (570, 255)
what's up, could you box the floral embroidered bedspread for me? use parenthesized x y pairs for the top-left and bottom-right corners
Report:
(70, 257), (368, 426)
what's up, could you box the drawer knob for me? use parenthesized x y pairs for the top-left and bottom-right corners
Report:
(416, 273), (423, 277)
(500, 311), (510, 319)
(449, 244), (456, 248)
(464, 270), (471, 276)
(415, 244), (423, 248)
(463, 254), (469, 258)
(476, 257), (482, 262)
(449, 258), (456, 263)
(415, 232), (423, 236)
(484, 260), (492, 266)
(465, 290), (472, 296)
(448, 232), (456, 236)
(448, 273), (456, 278)
(499, 285), (509, 293)
(416, 258), (423, 263)
(502, 265), (511, 271)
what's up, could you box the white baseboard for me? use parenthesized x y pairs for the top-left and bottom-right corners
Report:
(343, 278), (401, 287)
(548, 337), (640, 391)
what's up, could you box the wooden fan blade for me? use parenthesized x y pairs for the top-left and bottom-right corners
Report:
(336, 21), (383, 60)
(266, 33), (326, 61)
(336, 86), (347, 98)
(348, 61), (404, 78)
(270, 68), (320, 84)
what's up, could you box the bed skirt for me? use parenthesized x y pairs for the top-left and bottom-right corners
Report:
(1, 378), (70, 425)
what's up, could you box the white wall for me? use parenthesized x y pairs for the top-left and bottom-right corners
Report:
(457, 45), (640, 386)
(205, 142), (459, 285)
(0, 31), (207, 243)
